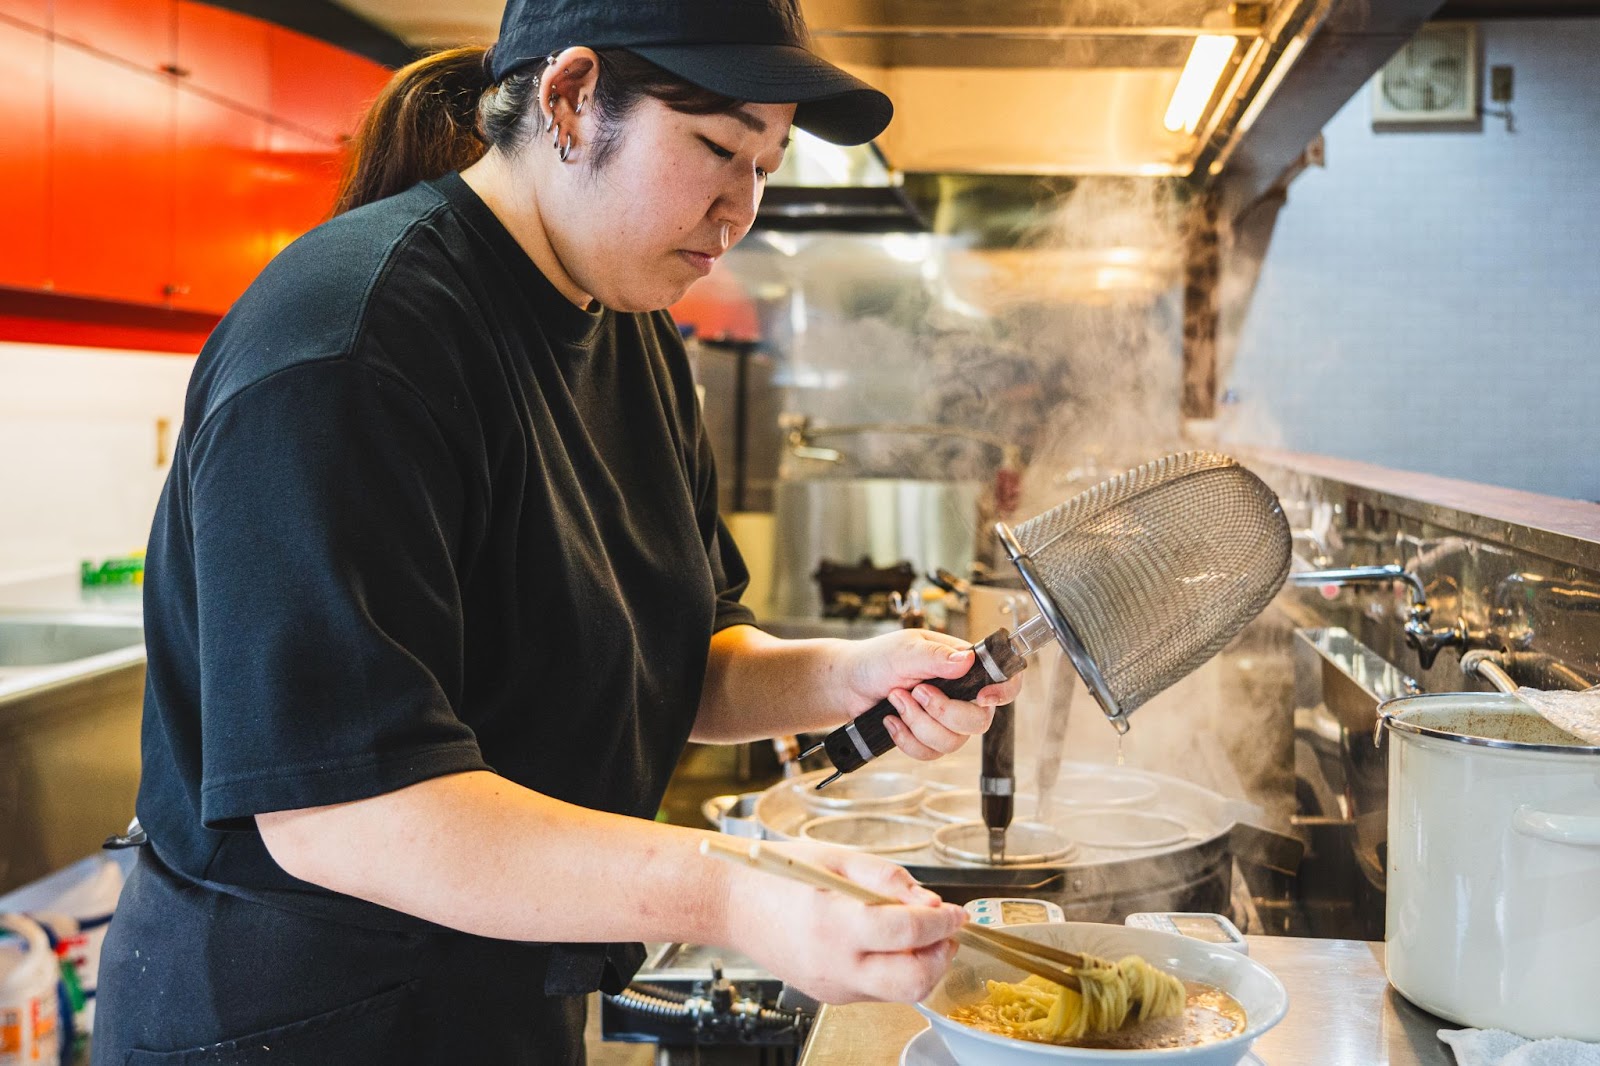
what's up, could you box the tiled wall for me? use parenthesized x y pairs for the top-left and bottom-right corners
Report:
(0, 342), (194, 583)
(1220, 19), (1600, 502)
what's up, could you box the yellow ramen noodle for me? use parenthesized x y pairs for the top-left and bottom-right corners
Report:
(948, 954), (1194, 1045)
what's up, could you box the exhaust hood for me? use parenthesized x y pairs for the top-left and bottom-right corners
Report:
(759, 0), (1445, 228)
(799, 0), (1336, 179)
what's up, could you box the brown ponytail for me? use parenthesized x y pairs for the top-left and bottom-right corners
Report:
(334, 47), (495, 216)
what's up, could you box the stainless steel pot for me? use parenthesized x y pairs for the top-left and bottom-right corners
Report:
(1379, 692), (1600, 1040)
(768, 478), (981, 618)
(717, 753), (1299, 924)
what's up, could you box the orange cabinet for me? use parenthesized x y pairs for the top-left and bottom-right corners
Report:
(176, 0), (269, 112)
(0, 21), (50, 290)
(49, 41), (175, 305)
(173, 88), (271, 313)
(262, 123), (341, 261)
(269, 25), (390, 142)
(9, 3), (388, 332)
(54, 0), (174, 71)
(0, 0), (51, 31)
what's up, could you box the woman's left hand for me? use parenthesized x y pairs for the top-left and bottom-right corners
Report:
(841, 629), (1024, 760)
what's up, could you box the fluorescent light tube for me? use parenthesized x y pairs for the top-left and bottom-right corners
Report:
(1235, 34), (1307, 135)
(1165, 34), (1239, 134)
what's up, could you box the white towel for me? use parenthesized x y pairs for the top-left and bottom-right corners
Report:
(1439, 1028), (1600, 1066)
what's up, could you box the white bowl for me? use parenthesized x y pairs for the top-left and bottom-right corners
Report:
(916, 922), (1288, 1066)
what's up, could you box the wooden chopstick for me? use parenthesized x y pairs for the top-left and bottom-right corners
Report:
(699, 836), (1084, 992)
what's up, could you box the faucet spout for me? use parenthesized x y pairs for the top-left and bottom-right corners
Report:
(1293, 563), (1467, 671)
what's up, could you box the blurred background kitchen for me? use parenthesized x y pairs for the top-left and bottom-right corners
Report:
(3, 1), (1599, 1063)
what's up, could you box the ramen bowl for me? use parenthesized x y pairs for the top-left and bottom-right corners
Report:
(916, 922), (1288, 1066)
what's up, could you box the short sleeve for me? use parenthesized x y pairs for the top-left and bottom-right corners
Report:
(188, 359), (491, 829)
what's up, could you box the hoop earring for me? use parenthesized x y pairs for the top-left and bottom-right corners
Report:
(573, 96), (585, 116)
(558, 133), (573, 162)
(551, 121), (562, 149)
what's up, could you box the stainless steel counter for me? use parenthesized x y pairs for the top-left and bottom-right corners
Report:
(799, 936), (1455, 1065)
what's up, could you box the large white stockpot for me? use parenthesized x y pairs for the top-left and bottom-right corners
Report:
(1380, 692), (1600, 1040)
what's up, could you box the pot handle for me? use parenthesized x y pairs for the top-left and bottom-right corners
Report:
(1373, 709), (1396, 749)
(1512, 804), (1600, 848)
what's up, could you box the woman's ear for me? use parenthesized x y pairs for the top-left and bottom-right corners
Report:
(543, 47), (601, 161)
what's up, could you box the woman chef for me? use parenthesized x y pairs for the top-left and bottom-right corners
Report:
(91, 0), (1019, 1062)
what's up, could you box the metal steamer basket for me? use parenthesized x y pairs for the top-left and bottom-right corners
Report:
(717, 753), (1299, 925)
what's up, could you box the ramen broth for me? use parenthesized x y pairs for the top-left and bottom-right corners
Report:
(948, 981), (1247, 1050)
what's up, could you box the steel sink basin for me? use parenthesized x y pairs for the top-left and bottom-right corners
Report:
(0, 611), (146, 893)
(0, 613), (145, 698)
(0, 615), (146, 669)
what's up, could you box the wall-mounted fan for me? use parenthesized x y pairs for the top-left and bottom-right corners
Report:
(1372, 22), (1480, 126)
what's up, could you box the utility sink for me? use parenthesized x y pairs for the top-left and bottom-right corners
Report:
(0, 616), (146, 669)
(0, 611), (147, 893)
(0, 613), (145, 697)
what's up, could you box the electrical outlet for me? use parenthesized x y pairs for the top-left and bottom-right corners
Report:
(1490, 65), (1514, 104)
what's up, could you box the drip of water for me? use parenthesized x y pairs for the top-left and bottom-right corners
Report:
(1116, 733), (1126, 767)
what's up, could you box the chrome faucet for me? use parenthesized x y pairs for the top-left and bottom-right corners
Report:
(1290, 563), (1469, 671)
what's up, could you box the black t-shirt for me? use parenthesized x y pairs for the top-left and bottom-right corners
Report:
(135, 171), (754, 989)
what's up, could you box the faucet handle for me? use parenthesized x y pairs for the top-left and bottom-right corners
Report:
(1293, 564), (1468, 670)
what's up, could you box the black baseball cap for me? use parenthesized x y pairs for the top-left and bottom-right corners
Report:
(489, 0), (892, 146)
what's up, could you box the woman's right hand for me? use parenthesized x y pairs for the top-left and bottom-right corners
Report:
(719, 840), (967, 1004)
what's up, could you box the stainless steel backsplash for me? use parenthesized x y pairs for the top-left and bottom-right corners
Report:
(1247, 454), (1600, 937)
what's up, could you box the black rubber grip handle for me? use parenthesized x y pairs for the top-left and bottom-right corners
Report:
(816, 629), (1025, 783)
(981, 702), (1016, 832)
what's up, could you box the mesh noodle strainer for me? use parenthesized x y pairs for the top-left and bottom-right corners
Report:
(806, 451), (1293, 787)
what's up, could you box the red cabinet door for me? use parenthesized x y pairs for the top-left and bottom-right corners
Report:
(172, 87), (270, 314)
(175, 0), (269, 112)
(269, 25), (390, 142)
(50, 42), (175, 305)
(0, 21), (49, 290)
(0, 0), (50, 31)
(262, 123), (341, 262)
(54, 0), (175, 71)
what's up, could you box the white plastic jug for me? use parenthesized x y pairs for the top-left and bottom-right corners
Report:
(0, 853), (127, 1034)
(0, 913), (60, 1066)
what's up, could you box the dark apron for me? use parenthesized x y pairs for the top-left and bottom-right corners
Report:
(91, 848), (594, 1065)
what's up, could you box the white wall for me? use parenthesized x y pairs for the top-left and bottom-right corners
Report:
(1220, 19), (1600, 502)
(0, 342), (194, 583)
